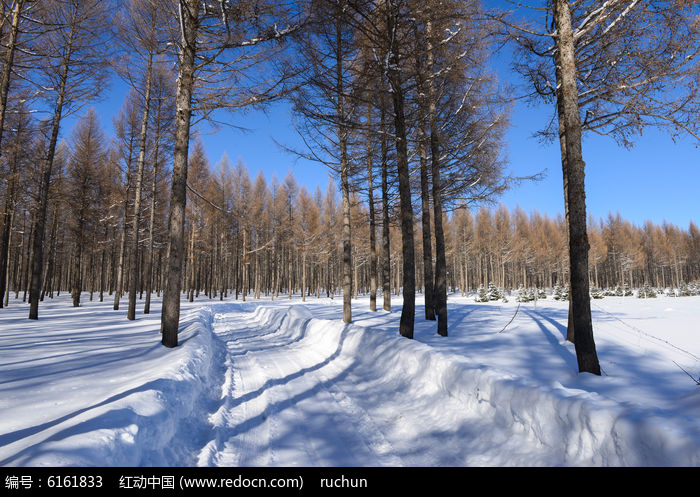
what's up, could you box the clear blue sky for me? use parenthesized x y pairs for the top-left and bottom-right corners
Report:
(75, 78), (698, 231)
(191, 95), (700, 231)
(68, 14), (698, 232)
(497, 98), (699, 229)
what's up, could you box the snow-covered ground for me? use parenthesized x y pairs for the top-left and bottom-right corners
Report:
(1, 291), (699, 466)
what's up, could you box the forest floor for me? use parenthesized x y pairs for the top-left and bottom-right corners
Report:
(1, 291), (699, 466)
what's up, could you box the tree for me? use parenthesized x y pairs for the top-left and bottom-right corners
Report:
(114, 0), (172, 320)
(27, 0), (112, 320)
(66, 108), (106, 306)
(288, 0), (360, 322)
(378, 0), (418, 339)
(112, 90), (142, 311)
(0, 0), (29, 154)
(0, 100), (33, 308)
(144, 62), (176, 314)
(498, 0), (700, 374)
(160, 0), (302, 347)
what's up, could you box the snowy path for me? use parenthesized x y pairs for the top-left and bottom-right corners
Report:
(196, 306), (404, 466)
(191, 304), (575, 467)
(188, 301), (700, 467)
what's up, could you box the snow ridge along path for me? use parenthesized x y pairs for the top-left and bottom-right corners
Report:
(194, 302), (700, 467)
(0, 304), (223, 466)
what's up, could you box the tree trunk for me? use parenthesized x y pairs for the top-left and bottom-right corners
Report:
(113, 214), (128, 310)
(161, 0), (198, 347)
(426, 20), (447, 336)
(414, 25), (435, 321)
(71, 221), (84, 307)
(3, 209), (14, 307)
(554, 0), (600, 375)
(0, 0), (23, 152)
(29, 30), (73, 320)
(367, 104), (377, 312)
(418, 114), (435, 321)
(555, 46), (576, 345)
(336, 3), (352, 324)
(381, 96), (391, 312)
(387, 11), (415, 339)
(144, 137), (159, 314)
(0, 129), (21, 308)
(128, 53), (153, 320)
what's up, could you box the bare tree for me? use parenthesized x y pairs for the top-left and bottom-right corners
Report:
(286, 0), (362, 322)
(26, 0), (112, 320)
(160, 0), (302, 347)
(497, 0), (700, 374)
(0, 0), (30, 153)
(113, 0), (173, 320)
(66, 108), (106, 307)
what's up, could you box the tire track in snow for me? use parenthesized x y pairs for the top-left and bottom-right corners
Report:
(198, 309), (283, 466)
(256, 334), (403, 466)
(198, 305), (402, 466)
(279, 341), (403, 466)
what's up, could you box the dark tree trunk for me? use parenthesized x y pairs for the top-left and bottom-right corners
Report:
(554, 0), (600, 375)
(29, 40), (72, 320)
(113, 213), (128, 310)
(381, 101), (391, 312)
(0, 0), (23, 151)
(336, 3), (352, 324)
(425, 20), (447, 336)
(0, 128), (21, 308)
(161, 0), (198, 347)
(367, 104), (377, 312)
(414, 24), (435, 321)
(128, 53), (153, 320)
(144, 140), (159, 314)
(71, 220), (84, 307)
(553, 27), (576, 345)
(386, 11), (415, 339)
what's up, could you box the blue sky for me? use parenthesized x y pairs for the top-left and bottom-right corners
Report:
(66, 4), (698, 233)
(74, 77), (698, 231)
(190, 95), (700, 230)
(497, 98), (699, 229)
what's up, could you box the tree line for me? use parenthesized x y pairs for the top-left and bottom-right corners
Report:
(0, 1), (698, 377)
(2, 125), (698, 313)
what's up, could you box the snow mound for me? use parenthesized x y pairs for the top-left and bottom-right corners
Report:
(285, 305), (700, 466)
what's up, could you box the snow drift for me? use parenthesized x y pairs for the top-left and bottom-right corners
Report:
(275, 304), (700, 466)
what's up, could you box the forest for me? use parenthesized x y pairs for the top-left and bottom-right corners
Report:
(0, 0), (698, 380)
(5, 139), (698, 310)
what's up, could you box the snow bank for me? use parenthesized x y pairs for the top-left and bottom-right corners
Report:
(280, 305), (700, 466)
(0, 305), (223, 467)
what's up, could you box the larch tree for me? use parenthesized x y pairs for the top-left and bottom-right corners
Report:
(160, 0), (303, 347)
(144, 62), (176, 314)
(112, 89), (143, 311)
(26, 0), (112, 320)
(287, 0), (361, 323)
(340, 0), (418, 338)
(114, 0), (173, 320)
(497, 0), (700, 374)
(0, 0), (31, 154)
(413, 0), (509, 336)
(66, 108), (106, 307)
(0, 99), (33, 308)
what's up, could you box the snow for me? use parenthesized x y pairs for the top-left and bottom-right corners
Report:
(1, 292), (699, 467)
